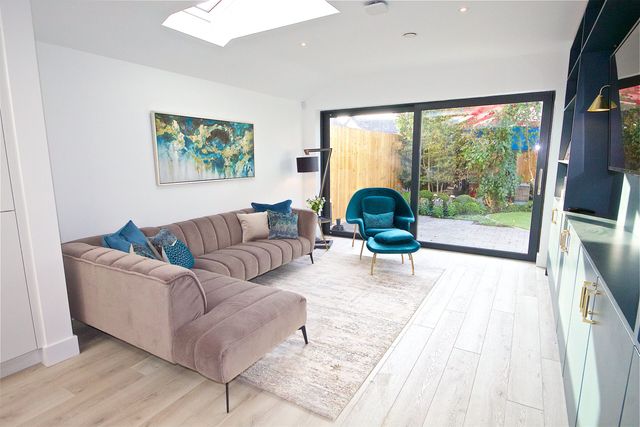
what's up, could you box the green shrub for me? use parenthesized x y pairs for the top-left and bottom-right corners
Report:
(418, 198), (431, 216)
(434, 193), (450, 202)
(450, 198), (486, 215)
(446, 202), (458, 217)
(401, 191), (411, 204)
(419, 190), (433, 201)
(454, 194), (475, 204)
(431, 205), (445, 218)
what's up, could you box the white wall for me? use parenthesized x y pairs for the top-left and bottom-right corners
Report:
(0, 0), (78, 368)
(36, 43), (306, 242)
(302, 51), (569, 266)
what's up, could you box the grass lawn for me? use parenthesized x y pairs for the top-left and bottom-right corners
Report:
(456, 211), (532, 230)
(486, 211), (532, 230)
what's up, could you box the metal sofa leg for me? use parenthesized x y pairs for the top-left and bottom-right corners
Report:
(225, 382), (230, 413)
(309, 252), (314, 264)
(299, 325), (309, 344)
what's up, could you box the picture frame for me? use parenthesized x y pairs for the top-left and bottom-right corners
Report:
(151, 111), (255, 185)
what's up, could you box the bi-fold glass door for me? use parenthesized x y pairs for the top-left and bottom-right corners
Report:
(321, 92), (553, 261)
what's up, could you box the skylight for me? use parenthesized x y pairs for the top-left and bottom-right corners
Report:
(162, 0), (339, 47)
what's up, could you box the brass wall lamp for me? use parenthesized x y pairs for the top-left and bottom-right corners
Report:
(587, 84), (618, 112)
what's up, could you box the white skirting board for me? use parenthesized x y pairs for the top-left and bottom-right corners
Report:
(0, 334), (79, 378)
(0, 349), (41, 378)
(41, 334), (79, 366)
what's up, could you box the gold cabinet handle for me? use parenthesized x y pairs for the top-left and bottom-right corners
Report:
(560, 229), (570, 253)
(551, 208), (558, 224)
(580, 281), (598, 324)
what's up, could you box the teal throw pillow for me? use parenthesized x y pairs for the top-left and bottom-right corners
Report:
(163, 240), (194, 269)
(267, 211), (299, 239)
(102, 220), (149, 253)
(149, 228), (194, 269)
(363, 211), (394, 229)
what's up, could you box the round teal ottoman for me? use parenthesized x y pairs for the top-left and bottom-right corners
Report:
(366, 229), (420, 275)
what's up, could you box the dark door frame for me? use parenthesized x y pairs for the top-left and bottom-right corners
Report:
(320, 90), (555, 261)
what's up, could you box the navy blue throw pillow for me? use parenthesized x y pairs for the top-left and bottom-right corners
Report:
(251, 199), (292, 214)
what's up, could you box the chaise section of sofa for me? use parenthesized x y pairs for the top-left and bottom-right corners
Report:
(61, 207), (315, 411)
(62, 242), (206, 362)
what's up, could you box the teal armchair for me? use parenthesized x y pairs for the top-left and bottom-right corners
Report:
(345, 188), (415, 257)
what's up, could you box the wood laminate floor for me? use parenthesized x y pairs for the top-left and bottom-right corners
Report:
(0, 238), (569, 427)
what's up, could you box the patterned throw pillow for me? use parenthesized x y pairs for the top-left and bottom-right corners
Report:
(267, 210), (299, 239)
(148, 228), (194, 269)
(129, 242), (158, 259)
(163, 240), (194, 269)
(363, 211), (394, 229)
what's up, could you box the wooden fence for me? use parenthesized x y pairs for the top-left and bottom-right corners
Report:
(328, 125), (539, 220)
(329, 125), (402, 221)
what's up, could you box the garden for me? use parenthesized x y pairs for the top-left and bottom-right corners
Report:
(396, 101), (542, 232)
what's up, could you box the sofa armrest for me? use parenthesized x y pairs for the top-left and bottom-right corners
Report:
(61, 242), (206, 362)
(293, 208), (317, 248)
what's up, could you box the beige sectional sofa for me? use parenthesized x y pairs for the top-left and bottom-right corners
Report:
(61, 207), (316, 412)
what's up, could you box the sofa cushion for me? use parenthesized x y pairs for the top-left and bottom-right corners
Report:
(191, 237), (312, 282)
(173, 284), (306, 383)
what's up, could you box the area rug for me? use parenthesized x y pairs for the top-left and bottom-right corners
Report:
(241, 242), (443, 419)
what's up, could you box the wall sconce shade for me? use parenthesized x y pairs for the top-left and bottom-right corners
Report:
(587, 85), (618, 112)
(296, 156), (319, 173)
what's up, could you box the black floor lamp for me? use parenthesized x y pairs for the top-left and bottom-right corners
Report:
(297, 147), (334, 248)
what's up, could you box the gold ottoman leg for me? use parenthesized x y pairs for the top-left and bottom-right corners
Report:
(409, 253), (415, 275)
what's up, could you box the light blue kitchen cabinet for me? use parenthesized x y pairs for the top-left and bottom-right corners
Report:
(576, 281), (635, 427)
(562, 249), (598, 427)
(556, 222), (583, 367)
(619, 347), (639, 427)
(547, 197), (565, 296)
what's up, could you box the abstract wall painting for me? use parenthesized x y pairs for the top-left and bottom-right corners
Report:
(152, 112), (255, 185)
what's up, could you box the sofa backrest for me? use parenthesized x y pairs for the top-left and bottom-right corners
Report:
(141, 208), (253, 257)
(72, 208), (254, 257)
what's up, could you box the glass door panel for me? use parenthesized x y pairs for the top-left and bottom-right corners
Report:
(417, 101), (544, 254)
(328, 111), (413, 234)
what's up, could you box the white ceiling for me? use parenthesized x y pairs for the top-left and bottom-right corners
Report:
(31, 0), (587, 101)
